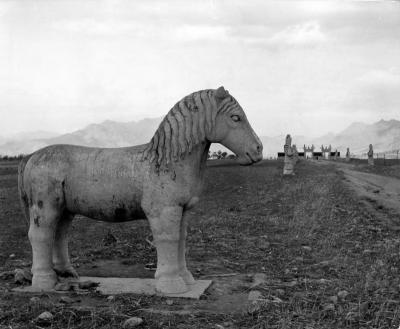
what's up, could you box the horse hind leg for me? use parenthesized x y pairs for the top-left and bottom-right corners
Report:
(28, 201), (61, 291)
(53, 212), (78, 279)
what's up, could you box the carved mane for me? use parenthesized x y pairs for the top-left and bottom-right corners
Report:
(141, 88), (239, 169)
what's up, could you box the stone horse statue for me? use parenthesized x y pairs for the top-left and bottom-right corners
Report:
(18, 86), (263, 294)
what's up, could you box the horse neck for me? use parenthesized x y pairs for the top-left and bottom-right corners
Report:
(178, 141), (211, 175)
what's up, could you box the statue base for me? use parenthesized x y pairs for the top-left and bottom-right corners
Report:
(13, 277), (212, 299)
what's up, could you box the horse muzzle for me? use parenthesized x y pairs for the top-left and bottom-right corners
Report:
(238, 143), (263, 166)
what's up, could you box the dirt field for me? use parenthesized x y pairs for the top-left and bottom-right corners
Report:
(2, 158), (400, 328)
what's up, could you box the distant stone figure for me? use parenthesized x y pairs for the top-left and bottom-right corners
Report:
(18, 86), (263, 294)
(334, 149), (338, 160)
(283, 135), (295, 175)
(292, 144), (299, 164)
(346, 148), (350, 162)
(368, 144), (374, 166)
(303, 144), (315, 160)
(321, 145), (330, 160)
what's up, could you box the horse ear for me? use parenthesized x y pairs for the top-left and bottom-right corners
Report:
(215, 86), (229, 99)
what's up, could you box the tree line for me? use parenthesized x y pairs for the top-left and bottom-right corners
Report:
(0, 154), (25, 161)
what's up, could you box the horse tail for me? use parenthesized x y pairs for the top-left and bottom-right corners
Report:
(18, 153), (33, 229)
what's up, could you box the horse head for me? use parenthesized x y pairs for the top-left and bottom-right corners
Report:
(211, 86), (263, 165)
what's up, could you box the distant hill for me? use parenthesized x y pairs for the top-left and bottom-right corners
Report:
(327, 119), (400, 154)
(0, 118), (162, 156)
(47, 118), (162, 148)
(0, 118), (399, 157)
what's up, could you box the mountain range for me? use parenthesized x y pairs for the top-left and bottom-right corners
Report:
(1, 118), (399, 157)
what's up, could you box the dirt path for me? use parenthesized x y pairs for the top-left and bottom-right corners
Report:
(316, 160), (400, 214)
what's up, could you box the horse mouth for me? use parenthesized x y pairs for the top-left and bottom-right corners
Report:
(245, 152), (257, 165)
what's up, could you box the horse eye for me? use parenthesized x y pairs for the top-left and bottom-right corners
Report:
(231, 115), (241, 122)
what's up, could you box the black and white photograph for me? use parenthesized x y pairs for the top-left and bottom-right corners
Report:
(1, 1), (400, 328)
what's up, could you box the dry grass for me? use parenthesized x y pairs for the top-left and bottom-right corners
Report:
(1, 159), (400, 328)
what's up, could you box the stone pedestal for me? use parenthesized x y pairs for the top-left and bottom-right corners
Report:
(13, 277), (213, 299)
(283, 157), (295, 175)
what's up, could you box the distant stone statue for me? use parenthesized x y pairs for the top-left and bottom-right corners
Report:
(18, 87), (263, 294)
(346, 148), (350, 162)
(283, 135), (295, 175)
(334, 149), (338, 160)
(292, 144), (299, 164)
(321, 145), (330, 160)
(368, 144), (374, 166)
(303, 144), (315, 159)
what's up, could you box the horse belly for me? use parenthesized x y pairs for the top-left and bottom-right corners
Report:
(65, 182), (147, 222)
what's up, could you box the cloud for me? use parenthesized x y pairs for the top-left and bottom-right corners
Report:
(358, 69), (400, 86)
(52, 19), (144, 36)
(174, 25), (228, 42)
(268, 21), (327, 47)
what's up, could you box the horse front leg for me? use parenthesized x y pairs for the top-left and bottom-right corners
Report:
(178, 211), (195, 285)
(148, 206), (189, 294)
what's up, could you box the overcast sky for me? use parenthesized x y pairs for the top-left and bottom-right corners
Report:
(1, 0), (399, 138)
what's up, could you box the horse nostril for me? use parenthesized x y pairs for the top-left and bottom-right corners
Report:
(256, 144), (262, 153)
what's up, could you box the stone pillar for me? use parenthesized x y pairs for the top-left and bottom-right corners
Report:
(368, 144), (374, 166)
(283, 134), (295, 175)
(346, 148), (350, 162)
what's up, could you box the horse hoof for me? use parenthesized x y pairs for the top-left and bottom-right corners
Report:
(32, 272), (57, 291)
(54, 267), (79, 279)
(156, 275), (189, 294)
(179, 269), (196, 285)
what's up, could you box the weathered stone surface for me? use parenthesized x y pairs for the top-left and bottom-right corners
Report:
(251, 273), (268, 288)
(321, 145), (330, 159)
(368, 144), (374, 166)
(283, 134), (295, 175)
(60, 296), (74, 304)
(122, 317), (143, 328)
(304, 144), (315, 159)
(328, 295), (338, 304)
(79, 280), (99, 290)
(18, 87), (263, 295)
(14, 268), (32, 284)
(37, 311), (53, 322)
(323, 303), (335, 311)
(346, 148), (351, 162)
(292, 144), (299, 163)
(80, 276), (212, 299)
(30, 296), (41, 303)
(248, 290), (263, 301)
(337, 290), (349, 300)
